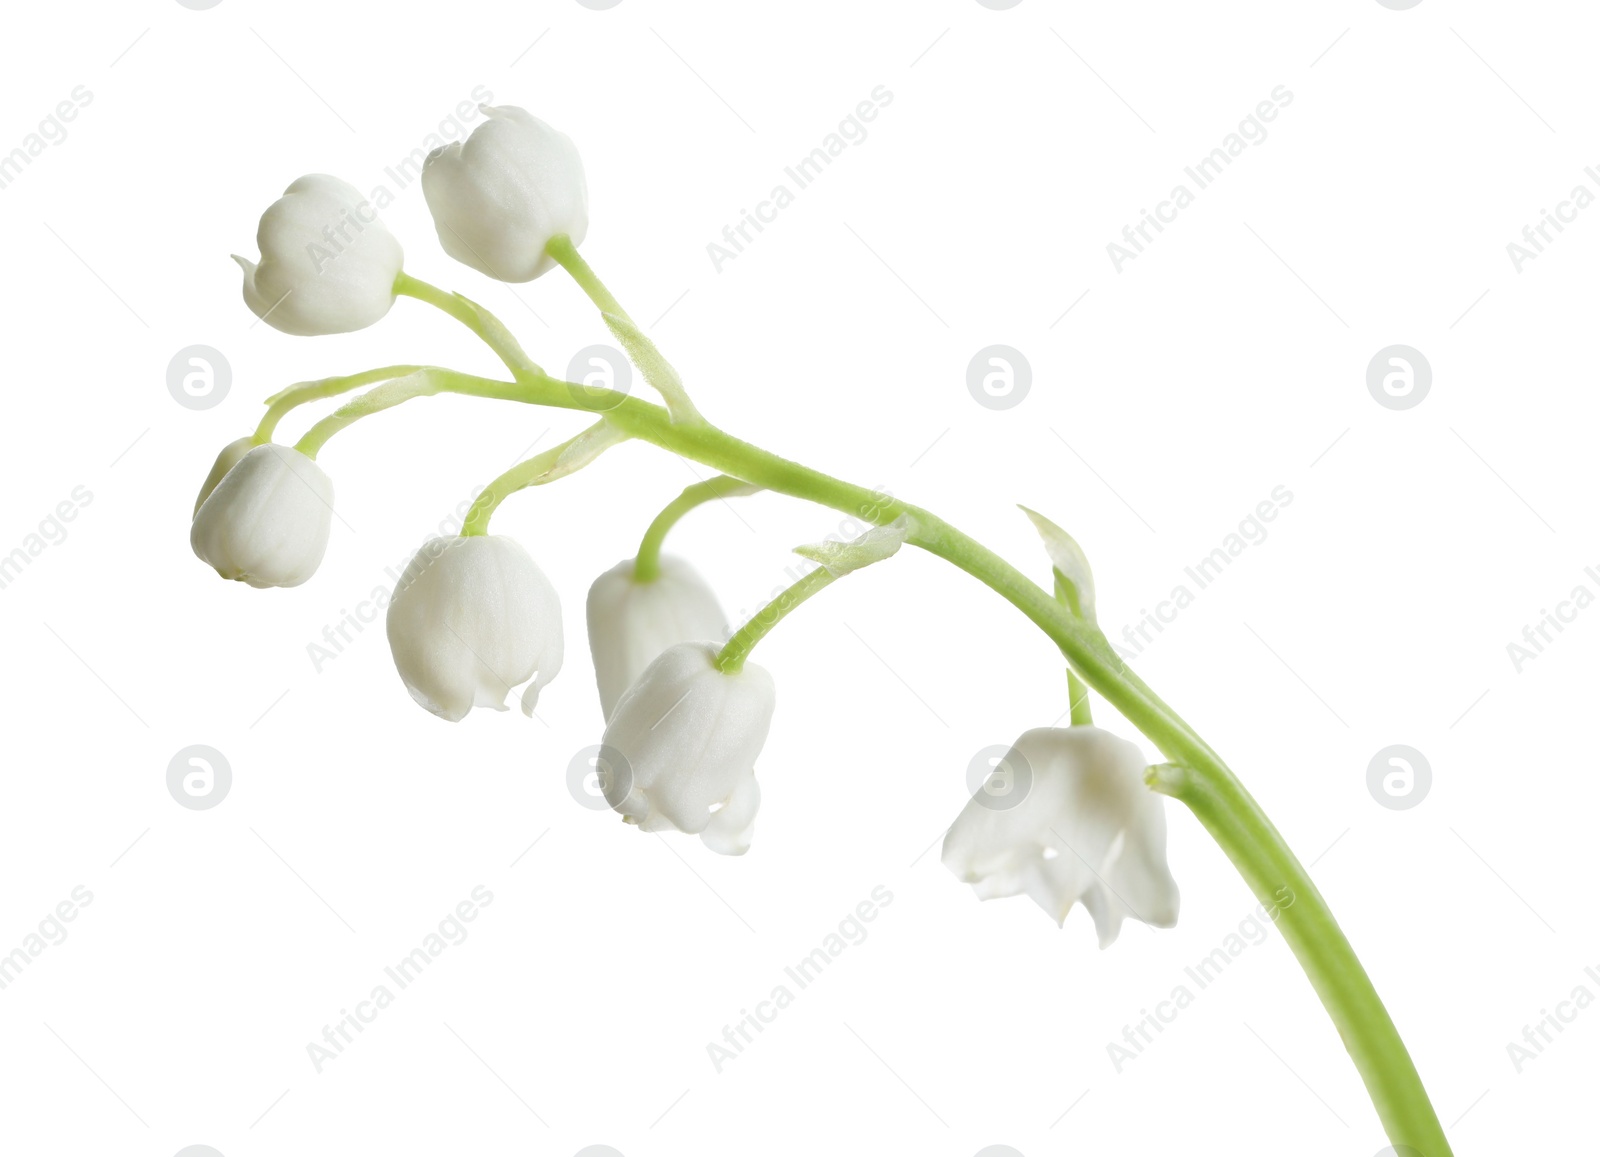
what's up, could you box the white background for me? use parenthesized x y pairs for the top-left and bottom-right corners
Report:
(0, 2), (1594, 1155)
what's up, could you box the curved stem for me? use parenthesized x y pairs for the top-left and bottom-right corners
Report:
(292, 368), (529, 458)
(545, 235), (628, 320)
(279, 292), (1451, 1149)
(1148, 760), (1448, 1151)
(907, 526), (1452, 1156)
(715, 565), (836, 673)
(547, 384), (1453, 1152)
(394, 273), (542, 376)
(546, 235), (701, 422)
(460, 418), (625, 536)
(254, 365), (421, 444)
(634, 476), (759, 582)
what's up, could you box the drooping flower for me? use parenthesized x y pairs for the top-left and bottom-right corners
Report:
(599, 642), (773, 855)
(234, 174), (403, 335)
(421, 105), (587, 281)
(385, 535), (563, 721)
(942, 726), (1179, 947)
(586, 556), (727, 720)
(190, 443), (335, 588)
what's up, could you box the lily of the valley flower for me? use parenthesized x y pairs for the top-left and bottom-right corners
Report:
(385, 535), (563, 721)
(942, 726), (1179, 947)
(586, 556), (727, 720)
(191, 443), (335, 588)
(600, 642), (773, 855)
(421, 105), (587, 282)
(234, 174), (403, 336)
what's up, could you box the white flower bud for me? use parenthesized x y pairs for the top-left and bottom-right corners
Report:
(193, 436), (255, 516)
(600, 642), (773, 855)
(942, 726), (1179, 947)
(234, 174), (403, 335)
(190, 443), (334, 588)
(385, 535), (564, 722)
(421, 106), (587, 282)
(585, 556), (727, 721)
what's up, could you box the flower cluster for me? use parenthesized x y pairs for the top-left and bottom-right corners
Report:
(181, 96), (1458, 1152)
(189, 105), (1178, 944)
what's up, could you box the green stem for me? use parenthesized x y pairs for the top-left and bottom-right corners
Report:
(538, 380), (1453, 1151)
(292, 368), (529, 458)
(263, 290), (1451, 1148)
(1067, 670), (1094, 727)
(917, 544), (1449, 1154)
(460, 419), (623, 536)
(634, 476), (758, 582)
(545, 234), (628, 320)
(394, 273), (542, 376)
(714, 565), (836, 673)
(546, 234), (701, 422)
(1146, 760), (1446, 1151)
(254, 365), (421, 444)
(1057, 574), (1095, 726)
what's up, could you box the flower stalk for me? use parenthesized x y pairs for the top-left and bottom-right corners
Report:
(1057, 574), (1095, 728)
(633, 475), (759, 582)
(254, 365), (422, 445)
(1067, 670), (1094, 728)
(366, 355), (1451, 1152)
(393, 273), (540, 376)
(196, 108), (1454, 1151)
(714, 565), (836, 674)
(460, 419), (627, 535)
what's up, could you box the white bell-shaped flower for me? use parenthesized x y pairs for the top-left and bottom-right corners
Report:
(421, 105), (587, 282)
(599, 642), (773, 855)
(234, 174), (403, 335)
(385, 535), (563, 722)
(942, 726), (1179, 947)
(586, 556), (728, 721)
(191, 443), (334, 588)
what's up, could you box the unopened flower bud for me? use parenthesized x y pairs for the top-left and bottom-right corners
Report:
(190, 443), (334, 588)
(234, 174), (403, 335)
(421, 106), (587, 282)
